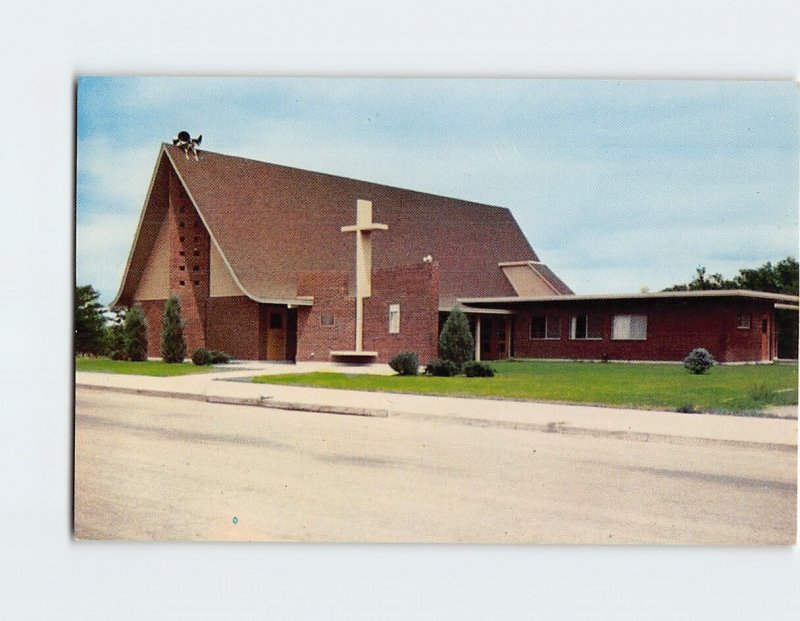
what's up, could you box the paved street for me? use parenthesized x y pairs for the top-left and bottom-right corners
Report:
(74, 388), (796, 543)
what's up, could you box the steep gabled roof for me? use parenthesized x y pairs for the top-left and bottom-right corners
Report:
(116, 144), (556, 307)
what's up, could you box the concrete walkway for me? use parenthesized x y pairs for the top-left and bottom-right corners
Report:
(75, 361), (798, 451)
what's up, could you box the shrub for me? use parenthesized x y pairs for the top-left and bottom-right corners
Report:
(463, 360), (495, 377)
(389, 351), (419, 376)
(161, 294), (187, 363)
(683, 348), (715, 374)
(109, 348), (128, 361)
(123, 303), (149, 361)
(208, 350), (232, 364)
(192, 348), (211, 366)
(676, 403), (698, 414)
(439, 307), (474, 368)
(425, 359), (459, 377)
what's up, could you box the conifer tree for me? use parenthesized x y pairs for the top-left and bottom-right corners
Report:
(161, 294), (187, 363)
(124, 303), (149, 361)
(438, 307), (474, 368)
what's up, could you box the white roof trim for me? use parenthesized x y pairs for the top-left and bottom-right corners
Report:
(459, 290), (800, 305)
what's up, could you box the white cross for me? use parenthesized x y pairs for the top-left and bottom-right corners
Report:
(341, 199), (388, 351)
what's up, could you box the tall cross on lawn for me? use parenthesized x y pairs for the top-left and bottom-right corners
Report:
(341, 199), (388, 352)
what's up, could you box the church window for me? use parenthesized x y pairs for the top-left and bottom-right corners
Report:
(570, 314), (602, 340)
(736, 314), (751, 329)
(611, 315), (647, 340)
(530, 315), (560, 339)
(389, 304), (400, 334)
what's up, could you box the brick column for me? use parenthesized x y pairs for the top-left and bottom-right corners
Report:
(168, 169), (210, 353)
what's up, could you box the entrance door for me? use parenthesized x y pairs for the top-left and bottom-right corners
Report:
(761, 317), (771, 361)
(266, 307), (287, 360)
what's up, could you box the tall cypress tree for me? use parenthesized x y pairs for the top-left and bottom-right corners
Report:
(124, 303), (149, 361)
(161, 294), (187, 363)
(438, 307), (474, 368)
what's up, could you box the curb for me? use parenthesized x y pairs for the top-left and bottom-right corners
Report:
(76, 383), (390, 418)
(401, 412), (797, 453)
(76, 383), (795, 451)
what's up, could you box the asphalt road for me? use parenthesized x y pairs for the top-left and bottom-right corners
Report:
(74, 389), (796, 543)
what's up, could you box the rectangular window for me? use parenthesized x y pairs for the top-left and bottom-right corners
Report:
(530, 315), (561, 339)
(736, 314), (751, 329)
(320, 314), (335, 327)
(388, 304), (400, 334)
(570, 314), (602, 340)
(612, 314), (647, 340)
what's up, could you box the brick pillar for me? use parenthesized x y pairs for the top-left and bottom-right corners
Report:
(168, 169), (210, 353)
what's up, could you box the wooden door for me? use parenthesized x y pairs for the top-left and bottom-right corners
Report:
(266, 307), (287, 360)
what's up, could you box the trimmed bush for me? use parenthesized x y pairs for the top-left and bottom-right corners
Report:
(425, 359), (459, 377)
(192, 348), (211, 366)
(208, 350), (232, 364)
(123, 303), (148, 361)
(161, 294), (187, 363)
(439, 307), (474, 368)
(389, 351), (419, 376)
(683, 348), (715, 374)
(463, 360), (495, 377)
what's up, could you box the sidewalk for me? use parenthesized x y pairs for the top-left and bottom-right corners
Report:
(75, 362), (798, 451)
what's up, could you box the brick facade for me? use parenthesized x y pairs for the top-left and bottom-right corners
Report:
(206, 296), (262, 360)
(297, 263), (439, 363)
(508, 297), (776, 363)
(168, 170), (210, 354)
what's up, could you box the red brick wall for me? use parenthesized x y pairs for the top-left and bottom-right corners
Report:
(167, 169), (210, 354)
(206, 296), (261, 360)
(296, 271), (356, 361)
(296, 263), (440, 363)
(138, 299), (166, 359)
(510, 298), (774, 363)
(364, 263), (439, 363)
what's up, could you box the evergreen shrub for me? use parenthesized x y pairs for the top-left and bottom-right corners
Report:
(463, 360), (496, 377)
(425, 359), (459, 377)
(389, 351), (419, 376)
(683, 348), (715, 374)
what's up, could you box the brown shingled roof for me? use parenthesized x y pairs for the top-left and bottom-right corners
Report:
(117, 144), (552, 307)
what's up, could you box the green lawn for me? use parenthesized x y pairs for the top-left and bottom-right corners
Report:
(75, 357), (213, 377)
(252, 360), (798, 414)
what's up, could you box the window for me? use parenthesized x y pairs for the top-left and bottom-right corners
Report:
(179, 236), (185, 243)
(193, 280), (200, 286)
(192, 265), (199, 272)
(270, 313), (282, 330)
(612, 314), (647, 340)
(179, 250), (185, 257)
(179, 280), (185, 286)
(388, 304), (400, 334)
(194, 249), (200, 257)
(736, 314), (751, 329)
(320, 314), (335, 327)
(179, 265), (185, 271)
(530, 315), (561, 339)
(179, 221), (185, 228)
(570, 314), (602, 340)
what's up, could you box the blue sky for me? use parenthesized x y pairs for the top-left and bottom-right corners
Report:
(76, 77), (798, 304)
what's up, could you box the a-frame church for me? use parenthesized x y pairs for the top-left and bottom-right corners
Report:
(113, 143), (797, 364)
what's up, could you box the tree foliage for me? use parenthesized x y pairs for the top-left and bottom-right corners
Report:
(124, 303), (149, 361)
(161, 294), (187, 363)
(75, 285), (107, 355)
(438, 307), (474, 367)
(664, 257), (798, 295)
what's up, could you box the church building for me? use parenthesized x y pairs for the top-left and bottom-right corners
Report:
(112, 143), (797, 364)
